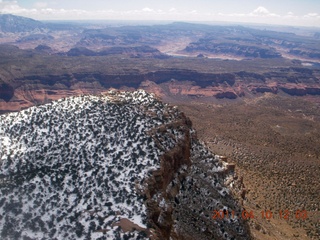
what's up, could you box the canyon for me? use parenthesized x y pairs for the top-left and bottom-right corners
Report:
(0, 45), (319, 113)
(0, 14), (319, 239)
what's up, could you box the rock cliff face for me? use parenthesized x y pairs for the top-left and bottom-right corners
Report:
(0, 90), (250, 239)
(0, 69), (238, 113)
(1, 66), (320, 113)
(66, 46), (169, 59)
(279, 84), (320, 96)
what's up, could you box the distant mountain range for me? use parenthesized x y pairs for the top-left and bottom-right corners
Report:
(1, 14), (320, 60)
(0, 14), (80, 32)
(0, 14), (46, 32)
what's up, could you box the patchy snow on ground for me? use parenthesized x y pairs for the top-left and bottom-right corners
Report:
(0, 90), (184, 240)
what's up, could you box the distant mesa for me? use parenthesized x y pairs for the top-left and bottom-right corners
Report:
(197, 53), (205, 58)
(280, 84), (320, 96)
(66, 47), (96, 56)
(35, 44), (52, 52)
(215, 91), (238, 99)
(66, 46), (169, 59)
(249, 85), (278, 94)
(185, 41), (282, 59)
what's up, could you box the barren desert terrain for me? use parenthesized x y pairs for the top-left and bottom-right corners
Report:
(177, 94), (320, 239)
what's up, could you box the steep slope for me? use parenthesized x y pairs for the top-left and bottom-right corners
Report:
(0, 90), (250, 239)
(0, 14), (45, 33)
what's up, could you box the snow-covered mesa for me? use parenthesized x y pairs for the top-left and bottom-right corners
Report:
(0, 90), (185, 239)
(0, 90), (247, 240)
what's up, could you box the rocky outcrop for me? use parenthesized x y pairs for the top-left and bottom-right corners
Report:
(142, 115), (193, 239)
(235, 71), (266, 82)
(146, 70), (236, 87)
(215, 91), (238, 99)
(66, 47), (96, 56)
(141, 80), (242, 100)
(35, 45), (53, 53)
(66, 46), (169, 59)
(280, 84), (320, 96)
(138, 112), (251, 240)
(170, 144), (251, 240)
(248, 85), (278, 94)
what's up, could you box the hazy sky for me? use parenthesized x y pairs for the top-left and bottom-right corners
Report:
(0, 0), (319, 27)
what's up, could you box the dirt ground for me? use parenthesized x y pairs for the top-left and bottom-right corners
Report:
(176, 93), (320, 239)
